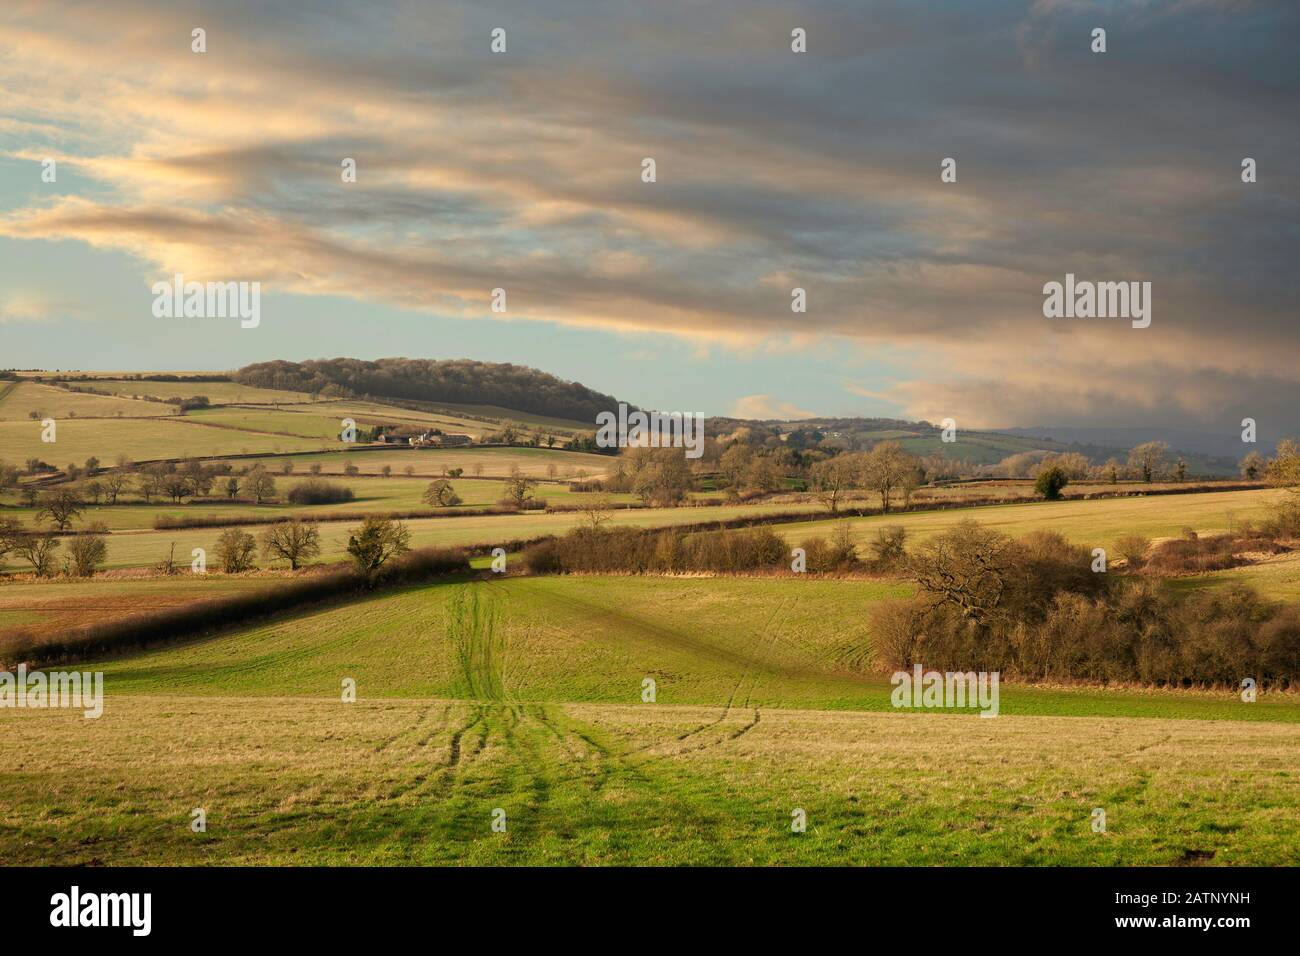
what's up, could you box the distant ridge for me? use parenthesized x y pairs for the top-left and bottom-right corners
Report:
(233, 357), (624, 424)
(1002, 425), (1276, 460)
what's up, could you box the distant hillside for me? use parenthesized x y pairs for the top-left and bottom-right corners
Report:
(233, 358), (622, 424)
(708, 415), (1240, 476)
(1002, 425), (1275, 461)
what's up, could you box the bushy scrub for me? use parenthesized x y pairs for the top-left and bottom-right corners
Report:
(287, 479), (355, 505)
(524, 524), (787, 574)
(869, 520), (1300, 688)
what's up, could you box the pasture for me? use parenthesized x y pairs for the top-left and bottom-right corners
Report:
(775, 489), (1281, 554)
(0, 417), (331, 465)
(2, 576), (1296, 866)
(0, 499), (825, 572)
(0, 477), (641, 532)
(59, 379), (313, 405)
(2, 393), (1296, 868)
(0, 486), (1278, 574)
(0, 381), (171, 421)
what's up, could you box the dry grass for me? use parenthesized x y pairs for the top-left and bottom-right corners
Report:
(2, 695), (1295, 865)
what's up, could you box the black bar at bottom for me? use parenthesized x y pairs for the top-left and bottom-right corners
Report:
(2, 866), (1286, 941)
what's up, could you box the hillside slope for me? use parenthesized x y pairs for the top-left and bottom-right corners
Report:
(234, 358), (623, 424)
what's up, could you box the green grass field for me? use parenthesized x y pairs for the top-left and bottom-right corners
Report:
(283, 400), (495, 438)
(0, 486), (1277, 574)
(62, 379), (313, 404)
(775, 489), (1281, 553)
(183, 406), (363, 441)
(419, 401), (591, 434)
(1, 477), (641, 532)
(0, 381), (173, 421)
(0, 499), (826, 572)
(3, 576), (1296, 865)
(1168, 551), (1300, 603)
(0, 417), (332, 465)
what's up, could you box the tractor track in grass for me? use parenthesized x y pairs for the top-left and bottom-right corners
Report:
(377, 576), (795, 833)
(409, 583), (559, 848)
(378, 578), (783, 857)
(476, 582), (730, 840)
(528, 704), (615, 795)
(373, 701), (453, 754)
(621, 597), (784, 757)
(632, 594), (798, 759)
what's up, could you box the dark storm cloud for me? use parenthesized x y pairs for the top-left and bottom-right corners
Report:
(1, 0), (1295, 427)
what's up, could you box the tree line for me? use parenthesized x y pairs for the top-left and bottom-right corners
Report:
(233, 357), (624, 423)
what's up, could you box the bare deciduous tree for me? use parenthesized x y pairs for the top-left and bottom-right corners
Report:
(9, 529), (61, 577)
(260, 520), (321, 570)
(246, 467), (277, 504)
(67, 522), (109, 576)
(1127, 441), (1168, 483)
(810, 454), (859, 514)
(908, 519), (1013, 627)
(37, 488), (84, 531)
(581, 494), (614, 531)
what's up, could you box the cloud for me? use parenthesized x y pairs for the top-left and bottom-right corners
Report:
(0, 291), (83, 324)
(729, 395), (819, 421)
(0, 0), (1296, 429)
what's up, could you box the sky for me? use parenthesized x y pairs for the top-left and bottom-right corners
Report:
(0, 0), (1296, 432)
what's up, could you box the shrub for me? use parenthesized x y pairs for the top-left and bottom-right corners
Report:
(1114, 533), (1151, 568)
(869, 525), (908, 569)
(798, 523), (859, 572)
(868, 597), (931, 670)
(872, 520), (1300, 688)
(523, 524), (787, 574)
(1143, 533), (1249, 575)
(1034, 466), (1069, 500)
(423, 479), (462, 507)
(346, 516), (411, 574)
(66, 523), (109, 577)
(214, 528), (258, 573)
(1261, 499), (1300, 539)
(287, 479), (355, 505)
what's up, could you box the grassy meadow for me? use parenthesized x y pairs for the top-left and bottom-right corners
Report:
(1, 498), (815, 573)
(3, 486), (1271, 575)
(56, 378), (314, 404)
(0, 417), (333, 464)
(774, 489), (1281, 554)
(1, 477), (639, 533)
(0, 381), (172, 420)
(3, 576), (1297, 866)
